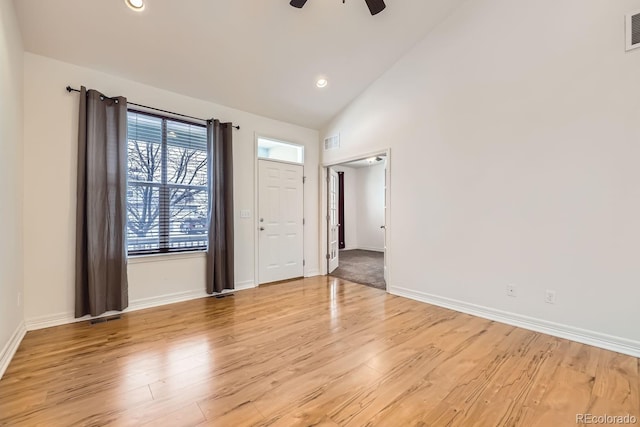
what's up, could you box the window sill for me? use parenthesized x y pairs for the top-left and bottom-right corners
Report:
(128, 251), (206, 264)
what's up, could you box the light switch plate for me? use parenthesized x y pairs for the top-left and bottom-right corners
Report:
(240, 209), (251, 218)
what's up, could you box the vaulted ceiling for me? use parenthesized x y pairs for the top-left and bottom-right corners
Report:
(14, 0), (464, 129)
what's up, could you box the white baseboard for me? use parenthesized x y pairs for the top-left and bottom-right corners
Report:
(305, 270), (321, 278)
(234, 280), (256, 291)
(0, 321), (26, 380)
(25, 282), (256, 332)
(26, 312), (75, 331)
(129, 289), (209, 312)
(390, 286), (640, 358)
(356, 246), (384, 252)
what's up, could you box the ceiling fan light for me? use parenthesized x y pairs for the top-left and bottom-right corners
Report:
(125, 0), (145, 11)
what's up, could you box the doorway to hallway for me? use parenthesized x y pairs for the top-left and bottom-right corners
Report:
(325, 153), (388, 290)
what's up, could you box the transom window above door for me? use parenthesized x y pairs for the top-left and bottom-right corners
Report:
(257, 137), (304, 164)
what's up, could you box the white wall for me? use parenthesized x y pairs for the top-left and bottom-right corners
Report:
(356, 163), (385, 252)
(0, 0), (25, 375)
(23, 53), (320, 327)
(322, 0), (640, 352)
(332, 165), (358, 250)
(332, 163), (385, 252)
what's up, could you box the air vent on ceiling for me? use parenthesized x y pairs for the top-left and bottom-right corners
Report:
(626, 11), (640, 51)
(324, 134), (340, 151)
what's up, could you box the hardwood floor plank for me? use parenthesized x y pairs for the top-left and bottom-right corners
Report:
(592, 350), (638, 407)
(3, 384), (153, 427)
(452, 338), (558, 425)
(255, 363), (384, 424)
(138, 402), (206, 427)
(0, 276), (637, 426)
(334, 324), (533, 426)
(329, 347), (448, 426)
(196, 401), (265, 426)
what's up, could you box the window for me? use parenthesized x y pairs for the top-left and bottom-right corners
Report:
(257, 137), (304, 164)
(126, 110), (208, 255)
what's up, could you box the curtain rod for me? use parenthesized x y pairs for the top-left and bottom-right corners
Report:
(66, 86), (240, 130)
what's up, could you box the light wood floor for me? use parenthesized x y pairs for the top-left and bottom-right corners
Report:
(1, 277), (638, 426)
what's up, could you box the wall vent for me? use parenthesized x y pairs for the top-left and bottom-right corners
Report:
(324, 134), (340, 151)
(626, 11), (640, 51)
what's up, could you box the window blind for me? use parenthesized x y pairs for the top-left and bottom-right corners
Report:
(126, 110), (209, 255)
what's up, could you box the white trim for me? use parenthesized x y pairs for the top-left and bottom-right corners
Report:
(255, 157), (304, 167)
(389, 286), (640, 358)
(25, 282), (256, 331)
(322, 149), (389, 168)
(355, 246), (384, 253)
(253, 133), (260, 292)
(128, 251), (206, 264)
(0, 321), (26, 380)
(304, 269), (321, 278)
(234, 280), (256, 291)
(26, 311), (76, 331)
(128, 289), (209, 312)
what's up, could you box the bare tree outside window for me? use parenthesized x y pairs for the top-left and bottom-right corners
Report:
(126, 111), (208, 254)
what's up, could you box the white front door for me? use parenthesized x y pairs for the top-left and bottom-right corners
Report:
(328, 168), (339, 273)
(258, 160), (304, 284)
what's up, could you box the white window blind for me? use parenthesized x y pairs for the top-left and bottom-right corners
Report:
(126, 110), (208, 254)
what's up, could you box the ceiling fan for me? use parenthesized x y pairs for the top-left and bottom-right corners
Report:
(290, 0), (386, 16)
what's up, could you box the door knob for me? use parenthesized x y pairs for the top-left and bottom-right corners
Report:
(260, 227), (265, 231)
(380, 225), (386, 229)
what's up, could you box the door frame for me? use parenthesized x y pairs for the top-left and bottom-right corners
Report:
(338, 171), (345, 250)
(321, 148), (391, 291)
(327, 168), (340, 274)
(254, 134), (306, 287)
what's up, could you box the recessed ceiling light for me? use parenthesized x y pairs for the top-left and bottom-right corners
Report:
(125, 0), (145, 11)
(316, 78), (328, 89)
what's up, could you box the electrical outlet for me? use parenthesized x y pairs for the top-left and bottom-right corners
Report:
(506, 284), (517, 297)
(544, 290), (556, 304)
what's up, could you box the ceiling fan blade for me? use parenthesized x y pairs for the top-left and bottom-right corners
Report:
(364, 0), (386, 15)
(290, 0), (308, 8)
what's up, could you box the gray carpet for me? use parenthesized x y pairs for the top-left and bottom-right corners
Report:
(330, 249), (386, 290)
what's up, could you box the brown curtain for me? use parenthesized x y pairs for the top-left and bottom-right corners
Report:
(75, 87), (129, 317)
(206, 120), (234, 294)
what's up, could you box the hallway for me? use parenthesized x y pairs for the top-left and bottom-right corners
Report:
(330, 249), (385, 290)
